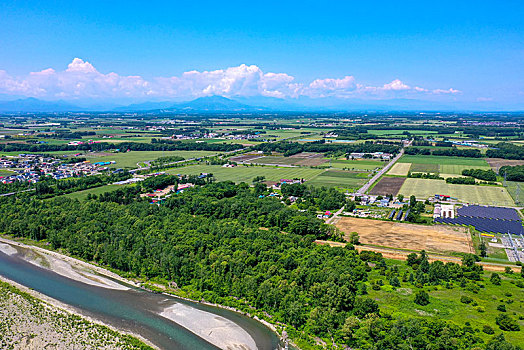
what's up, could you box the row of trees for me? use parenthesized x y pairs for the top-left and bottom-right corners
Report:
(405, 147), (483, 158)
(0, 140), (243, 153)
(499, 165), (524, 181)
(254, 140), (401, 157)
(486, 143), (524, 160)
(462, 168), (497, 182)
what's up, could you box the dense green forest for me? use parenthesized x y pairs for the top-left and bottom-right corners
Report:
(0, 182), (522, 349)
(499, 165), (524, 181)
(486, 143), (524, 160)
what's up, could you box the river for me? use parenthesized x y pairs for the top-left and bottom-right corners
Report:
(0, 242), (281, 350)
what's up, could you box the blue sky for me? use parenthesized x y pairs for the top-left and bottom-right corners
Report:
(0, 0), (523, 108)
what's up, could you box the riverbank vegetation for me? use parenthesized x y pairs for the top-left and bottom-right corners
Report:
(0, 279), (152, 349)
(0, 182), (523, 349)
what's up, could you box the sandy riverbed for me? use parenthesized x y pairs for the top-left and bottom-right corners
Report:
(0, 237), (129, 291)
(161, 302), (258, 350)
(0, 236), (272, 350)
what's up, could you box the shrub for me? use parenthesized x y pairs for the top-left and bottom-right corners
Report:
(460, 296), (473, 304)
(490, 273), (502, 285)
(482, 325), (495, 334)
(414, 290), (430, 306)
(497, 304), (507, 312)
(496, 314), (520, 331)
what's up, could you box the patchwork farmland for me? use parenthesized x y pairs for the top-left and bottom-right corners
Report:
(168, 164), (326, 184)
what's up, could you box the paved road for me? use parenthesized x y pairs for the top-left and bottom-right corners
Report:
(356, 148), (404, 195)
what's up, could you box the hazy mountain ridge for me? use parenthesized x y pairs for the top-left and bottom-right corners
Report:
(0, 95), (521, 113)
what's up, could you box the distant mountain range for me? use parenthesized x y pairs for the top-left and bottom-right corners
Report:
(0, 98), (81, 113)
(0, 95), (521, 113)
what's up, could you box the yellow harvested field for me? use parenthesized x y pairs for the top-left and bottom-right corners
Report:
(335, 217), (474, 254)
(387, 162), (411, 176)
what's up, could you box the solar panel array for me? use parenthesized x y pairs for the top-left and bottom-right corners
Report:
(457, 205), (521, 221)
(435, 205), (524, 235)
(435, 216), (524, 235)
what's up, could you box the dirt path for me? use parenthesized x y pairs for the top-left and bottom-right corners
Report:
(315, 240), (520, 272)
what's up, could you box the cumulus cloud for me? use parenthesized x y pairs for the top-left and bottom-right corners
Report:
(0, 58), (461, 101)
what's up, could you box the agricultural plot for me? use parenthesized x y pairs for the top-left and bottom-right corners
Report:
(399, 155), (489, 166)
(409, 163), (439, 173)
(335, 217), (474, 254)
(330, 159), (384, 171)
(399, 178), (515, 206)
(387, 163), (411, 176)
(85, 150), (217, 168)
(247, 156), (298, 166)
(242, 152), (329, 167)
(306, 170), (367, 190)
(169, 164), (326, 184)
(369, 177), (406, 195)
(229, 154), (264, 163)
(440, 164), (491, 175)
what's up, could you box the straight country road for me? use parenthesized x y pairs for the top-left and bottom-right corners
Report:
(356, 148), (405, 195)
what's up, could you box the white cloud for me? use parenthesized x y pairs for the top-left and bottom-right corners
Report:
(0, 58), (461, 101)
(306, 76), (356, 97)
(432, 88), (461, 95)
(382, 79), (410, 91)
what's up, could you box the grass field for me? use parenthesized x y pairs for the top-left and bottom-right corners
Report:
(168, 164), (326, 184)
(387, 162), (411, 176)
(330, 159), (384, 171)
(440, 164), (491, 175)
(86, 151), (217, 168)
(0, 169), (15, 176)
(306, 170), (368, 190)
(399, 178), (515, 206)
(506, 181), (524, 205)
(399, 155), (489, 166)
(61, 184), (122, 200)
(367, 263), (524, 346)
(410, 163), (439, 173)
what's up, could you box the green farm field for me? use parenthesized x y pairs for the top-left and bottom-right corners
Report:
(330, 159), (384, 171)
(440, 164), (492, 175)
(86, 150), (217, 168)
(168, 164), (326, 184)
(506, 181), (524, 205)
(306, 170), (368, 190)
(399, 155), (489, 166)
(399, 178), (515, 206)
(61, 184), (122, 200)
(0, 169), (15, 176)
